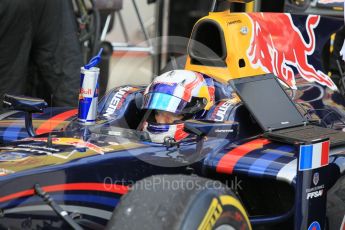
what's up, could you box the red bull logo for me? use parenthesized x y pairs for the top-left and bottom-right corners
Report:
(246, 13), (336, 90)
(78, 67), (99, 124)
(80, 88), (93, 96)
(22, 137), (107, 154)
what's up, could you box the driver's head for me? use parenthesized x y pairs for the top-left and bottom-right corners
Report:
(141, 70), (215, 143)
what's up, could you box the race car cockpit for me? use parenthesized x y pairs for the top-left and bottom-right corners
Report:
(95, 69), (261, 144)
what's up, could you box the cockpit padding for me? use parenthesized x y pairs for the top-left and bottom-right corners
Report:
(98, 86), (145, 129)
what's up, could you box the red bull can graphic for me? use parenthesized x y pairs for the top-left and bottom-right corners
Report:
(78, 67), (99, 125)
(246, 13), (337, 90)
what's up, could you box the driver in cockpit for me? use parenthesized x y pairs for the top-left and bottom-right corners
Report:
(141, 70), (215, 143)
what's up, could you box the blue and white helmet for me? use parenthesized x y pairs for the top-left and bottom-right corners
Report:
(141, 70), (215, 143)
(142, 70), (215, 114)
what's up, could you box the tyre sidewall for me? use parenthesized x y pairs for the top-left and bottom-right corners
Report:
(180, 189), (250, 230)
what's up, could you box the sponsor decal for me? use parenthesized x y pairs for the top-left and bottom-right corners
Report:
(80, 88), (93, 96)
(306, 188), (323, 199)
(21, 137), (55, 142)
(227, 20), (242, 26)
(247, 14), (336, 90)
(214, 100), (234, 121)
(0, 146), (56, 155)
(105, 87), (136, 116)
(17, 144), (60, 152)
(240, 26), (249, 35)
(0, 168), (14, 176)
(306, 184), (325, 200)
(299, 141), (329, 171)
(54, 138), (110, 154)
(108, 142), (119, 146)
(0, 152), (29, 161)
(21, 137), (111, 154)
(308, 221), (321, 230)
(214, 129), (234, 133)
(313, 172), (319, 186)
(79, 88), (99, 100)
(151, 81), (175, 87)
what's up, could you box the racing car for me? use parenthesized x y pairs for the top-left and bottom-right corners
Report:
(0, 0), (345, 229)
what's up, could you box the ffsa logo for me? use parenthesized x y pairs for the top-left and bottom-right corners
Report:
(306, 190), (323, 200)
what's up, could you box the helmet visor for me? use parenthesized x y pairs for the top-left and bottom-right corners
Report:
(142, 93), (187, 113)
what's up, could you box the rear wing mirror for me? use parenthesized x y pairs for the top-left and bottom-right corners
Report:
(3, 94), (47, 113)
(3, 94), (48, 136)
(184, 119), (239, 139)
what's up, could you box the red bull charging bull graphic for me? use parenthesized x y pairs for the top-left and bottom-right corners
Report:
(246, 13), (337, 90)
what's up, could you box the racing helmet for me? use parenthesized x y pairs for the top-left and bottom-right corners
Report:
(141, 70), (215, 143)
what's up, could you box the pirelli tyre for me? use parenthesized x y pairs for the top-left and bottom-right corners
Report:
(106, 175), (251, 230)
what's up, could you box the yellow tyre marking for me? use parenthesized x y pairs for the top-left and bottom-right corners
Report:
(198, 195), (252, 230)
(198, 198), (223, 230)
(220, 195), (252, 230)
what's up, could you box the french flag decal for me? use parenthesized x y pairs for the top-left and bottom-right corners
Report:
(298, 141), (330, 171)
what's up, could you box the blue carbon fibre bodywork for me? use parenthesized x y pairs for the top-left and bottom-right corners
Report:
(247, 145), (295, 177)
(0, 193), (119, 210)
